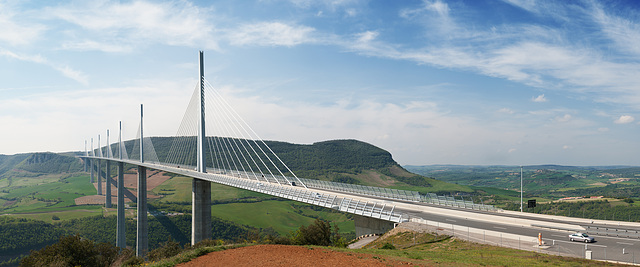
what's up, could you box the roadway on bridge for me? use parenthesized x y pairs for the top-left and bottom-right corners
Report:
(309, 186), (640, 263)
(86, 156), (639, 263)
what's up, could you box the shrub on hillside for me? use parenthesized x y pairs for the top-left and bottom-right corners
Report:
(148, 238), (182, 262)
(20, 234), (119, 267)
(291, 219), (332, 246)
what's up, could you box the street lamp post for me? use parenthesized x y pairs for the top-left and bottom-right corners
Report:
(520, 166), (523, 212)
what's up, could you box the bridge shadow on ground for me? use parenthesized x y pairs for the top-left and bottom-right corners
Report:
(94, 164), (137, 202)
(148, 204), (190, 244)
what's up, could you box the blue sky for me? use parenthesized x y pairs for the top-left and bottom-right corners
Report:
(2, 0), (640, 166)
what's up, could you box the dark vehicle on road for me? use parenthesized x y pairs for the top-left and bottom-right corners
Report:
(569, 233), (595, 243)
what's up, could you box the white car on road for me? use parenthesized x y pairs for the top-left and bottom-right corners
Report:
(569, 233), (595, 243)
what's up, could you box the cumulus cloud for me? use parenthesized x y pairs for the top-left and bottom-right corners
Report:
(0, 3), (44, 46)
(532, 94), (547, 102)
(614, 115), (634, 124)
(555, 114), (572, 122)
(46, 1), (219, 52)
(228, 22), (316, 47)
(0, 49), (88, 84)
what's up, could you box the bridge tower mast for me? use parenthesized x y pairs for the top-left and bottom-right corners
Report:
(137, 104), (148, 257)
(192, 51), (212, 245)
(116, 121), (126, 249)
(97, 135), (102, 196)
(90, 138), (94, 183)
(105, 130), (111, 208)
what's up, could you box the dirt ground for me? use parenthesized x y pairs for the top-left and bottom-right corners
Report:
(176, 245), (415, 267)
(74, 170), (171, 205)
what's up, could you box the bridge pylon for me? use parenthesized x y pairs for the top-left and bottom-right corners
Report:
(192, 50), (212, 245)
(137, 104), (148, 257)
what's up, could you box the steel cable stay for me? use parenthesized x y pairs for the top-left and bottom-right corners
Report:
(208, 97), (262, 183)
(205, 85), (279, 185)
(174, 86), (198, 167)
(206, 85), (274, 182)
(208, 87), (276, 184)
(166, 85), (199, 168)
(208, 88), (286, 185)
(204, 79), (306, 189)
(207, 91), (274, 184)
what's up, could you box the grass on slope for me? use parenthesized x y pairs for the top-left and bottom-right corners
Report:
(0, 174), (96, 214)
(342, 231), (620, 266)
(7, 206), (103, 222)
(152, 176), (354, 236)
(210, 200), (354, 235)
(152, 176), (267, 203)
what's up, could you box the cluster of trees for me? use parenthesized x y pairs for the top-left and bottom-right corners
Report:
(19, 218), (346, 266)
(504, 199), (640, 222)
(0, 214), (257, 266)
(19, 153), (83, 174)
(0, 217), (65, 260)
(20, 235), (122, 267)
(261, 218), (347, 247)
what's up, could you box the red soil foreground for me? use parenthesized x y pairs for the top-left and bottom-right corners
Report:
(177, 245), (415, 267)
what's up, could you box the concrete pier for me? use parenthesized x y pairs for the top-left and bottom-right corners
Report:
(136, 166), (147, 257)
(192, 179), (211, 244)
(105, 161), (111, 208)
(116, 161), (125, 249)
(89, 159), (94, 183)
(354, 214), (395, 237)
(97, 159), (102, 195)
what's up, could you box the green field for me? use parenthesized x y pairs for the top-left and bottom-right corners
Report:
(152, 175), (268, 203)
(210, 200), (353, 235)
(0, 174), (96, 214)
(8, 206), (103, 222)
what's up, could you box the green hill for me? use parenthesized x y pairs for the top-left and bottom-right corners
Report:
(113, 137), (470, 194)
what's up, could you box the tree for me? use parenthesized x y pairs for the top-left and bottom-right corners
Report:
(20, 235), (119, 267)
(291, 219), (332, 246)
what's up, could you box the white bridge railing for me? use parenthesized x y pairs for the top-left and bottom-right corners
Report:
(156, 162), (499, 212)
(144, 162), (406, 223)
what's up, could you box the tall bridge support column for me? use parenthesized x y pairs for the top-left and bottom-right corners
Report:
(97, 159), (102, 195)
(192, 179), (211, 245)
(191, 51), (212, 245)
(116, 161), (125, 249)
(89, 159), (94, 183)
(105, 161), (111, 208)
(136, 166), (148, 257)
(354, 215), (395, 237)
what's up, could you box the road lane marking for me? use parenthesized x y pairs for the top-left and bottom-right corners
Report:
(493, 226), (507, 230)
(617, 242), (634, 246)
(446, 219), (456, 222)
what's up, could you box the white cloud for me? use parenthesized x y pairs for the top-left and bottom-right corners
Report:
(563, 145), (571, 150)
(498, 108), (514, 114)
(532, 94), (547, 102)
(228, 22), (316, 47)
(46, 1), (219, 51)
(0, 78), (196, 155)
(0, 49), (88, 84)
(555, 114), (572, 123)
(614, 115), (634, 124)
(0, 2), (44, 46)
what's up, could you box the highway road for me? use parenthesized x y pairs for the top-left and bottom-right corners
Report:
(312, 186), (640, 264)
(86, 157), (640, 264)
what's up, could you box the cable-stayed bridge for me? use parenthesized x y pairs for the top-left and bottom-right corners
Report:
(81, 51), (496, 257)
(80, 52), (640, 264)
